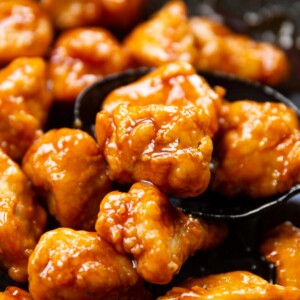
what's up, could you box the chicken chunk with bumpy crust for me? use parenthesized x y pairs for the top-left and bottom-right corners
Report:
(22, 128), (111, 230)
(261, 221), (300, 288)
(0, 57), (52, 161)
(212, 100), (300, 199)
(49, 27), (130, 102)
(96, 104), (212, 198)
(0, 0), (53, 65)
(96, 181), (227, 284)
(28, 228), (151, 300)
(124, 0), (195, 67)
(41, 0), (144, 31)
(158, 271), (300, 299)
(0, 149), (47, 282)
(190, 17), (289, 86)
(102, 61), (222, 138)
(0, 287), (32, 300)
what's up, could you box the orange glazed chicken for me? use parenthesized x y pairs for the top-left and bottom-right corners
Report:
(0, 57), (52, 161)
(41, 0), (145, 30)
(0, 287), (32, 300)
(158, 271), (300, 299)
(212, 100), (300, 199)
(189, 17), (289, 86)
(22, 128), (111, 230)
(261, 221), (300, 288)
(124, 0), (195, 67)
(96, 104), (212, 198)
(0, 149), (47, 282)
(96, 181), (227, 284)
(102, 61), (222, 138)
(0, 0), (53, 65)
(49, 27), (130, 102)
(28, 228), (151, 300)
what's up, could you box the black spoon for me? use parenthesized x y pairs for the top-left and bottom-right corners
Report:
(74, 67), (300, 220)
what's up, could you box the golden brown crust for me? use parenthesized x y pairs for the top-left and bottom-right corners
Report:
(28, 228), (150, 300)
(158, 271), (300, 299)
(22, 128), (111, 230)
(212, 100), (300, 199)
(0, 149), (47, 282)
(96, 181), (227, 284)
(124, 0), (195, 67)
(0, 57), (52, 160)
(102, 61), (221, 139)
(190, 17), (289, 86)
(49, 27), (130, 102)
(261, 221), (300, 288)
(96, 104), (212, 198)
(0, 0), (53, 65)
(41, 0), (144, 30)
(0, 287), (32, 300)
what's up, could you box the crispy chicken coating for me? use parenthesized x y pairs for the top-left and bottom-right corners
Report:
(49, 27), (130, 102)
(158, 271), (300, 299)
(0, 149), (47, 282)
(102, 61), (222, 138)
(28, 228), (151, 300)
(96, 104), (213, 198)
(261, 221), (300, 288)
(0, 57), (52, 161)
(190, 17), (289, 86)
(40, 0), (144, 30)
(0, 0), (53, 65)
(0, 287), (32, 300)
(22, 128), (111, 230)
(212, 100), (300, 199)
(124, 0), (195, 67)
(95, 181), (227, 284)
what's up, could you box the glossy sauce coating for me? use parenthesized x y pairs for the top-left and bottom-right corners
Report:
(212, 100), (300, 199)
(22, 128), (111, 230)
(41, 0), (144, 30)
(102, 61), (222, 138)
(0, 0), (53, 65)
(190, 17), (289, 86)
(0, 57), (52, 161)
(96, 181), (227, 284)
(0, 149), (47, 282)
(261, 221), (300, 288)
(96, 104), (212, 198)
(0, 287), (32, 300)
(124, 0), (195, 67)
(158, 271), (300, 299)
(28, 228), (150, 300)
(49, 27), (130, 102)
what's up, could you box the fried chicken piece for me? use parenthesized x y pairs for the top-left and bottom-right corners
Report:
(0, 287), (32, 300)
(0, 57), (52, 161)
(0, 149), (47, 282)
(102, 61), (222, 138)
(212, 100), (300, 199)
(190, 17), (289, 86)
(124, 0), (195, 67)
(41, 0), (144, 30)
(95, 181), (227, 284)
(158, 271), (300, 299)
(0, 0), (53, 65)
(22, 128), (111, 230)
(49, 27), (130, 102)
(261, 221), (300, 288)
(28, 228), (151, 300)
(96, 104), (213, 198)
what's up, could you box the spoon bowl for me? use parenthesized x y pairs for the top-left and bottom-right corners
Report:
(74, 68), (300, 220)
